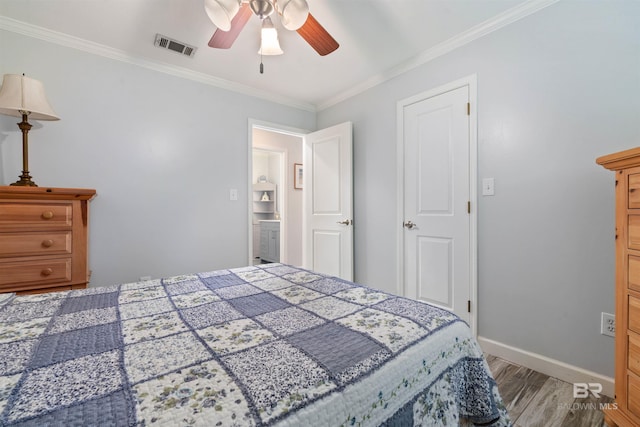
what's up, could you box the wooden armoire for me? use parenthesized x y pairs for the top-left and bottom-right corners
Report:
(597, 147), (640, 427)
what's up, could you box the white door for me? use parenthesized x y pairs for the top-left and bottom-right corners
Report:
(400, 83), (473, 324)
(303, 122), (353, 280)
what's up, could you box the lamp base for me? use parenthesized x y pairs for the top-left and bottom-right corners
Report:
(10, 114), (38, 187)
(10, 172), (37, 187)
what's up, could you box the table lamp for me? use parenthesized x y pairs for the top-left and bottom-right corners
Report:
(0, 74), (60, 186)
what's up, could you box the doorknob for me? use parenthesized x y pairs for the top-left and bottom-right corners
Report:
(337, 219), (353, 225)
(403, 220), (417, 229)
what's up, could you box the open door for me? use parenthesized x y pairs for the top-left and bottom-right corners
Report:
(303, 122), (353, 280)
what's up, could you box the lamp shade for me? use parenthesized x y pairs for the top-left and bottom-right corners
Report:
(276, 0), (309, 30)
(0, 74), (59, 121)
(204, 0), (240, 31)
(258, 17), (283, 55)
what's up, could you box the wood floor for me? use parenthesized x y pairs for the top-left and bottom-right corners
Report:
(486, 355), (614, 427)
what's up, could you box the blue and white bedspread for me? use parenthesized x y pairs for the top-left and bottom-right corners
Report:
(0, 264), (510, 426)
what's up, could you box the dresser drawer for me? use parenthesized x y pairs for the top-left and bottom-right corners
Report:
(0, 231), (72, 258)
(629, 174), (640, 209)
(630, 332), (640, 377)
(629, 374), (640, 418)
(0, 258), (72, 289)
(629, 216), (640, 250)
(630, 295), (640, 334)
(630, 256), (640, 292)
(0, 202), (72, 229)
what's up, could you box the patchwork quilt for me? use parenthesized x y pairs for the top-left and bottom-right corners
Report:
(0, 264), (510, 426)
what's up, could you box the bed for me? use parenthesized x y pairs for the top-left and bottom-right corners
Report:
(0, 263), (510, 426)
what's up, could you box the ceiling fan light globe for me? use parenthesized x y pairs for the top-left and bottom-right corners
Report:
(259, 18), (284, 55)
(258, 44), (284, 55)
(276, 0), (309, 30)
(204, 0), (240, 31)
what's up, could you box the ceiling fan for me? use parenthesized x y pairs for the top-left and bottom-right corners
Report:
(204, 0), (339, 57)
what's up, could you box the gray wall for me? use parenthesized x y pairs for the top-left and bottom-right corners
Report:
(0, 30), (315, 286)
(317, 1), (640, 377)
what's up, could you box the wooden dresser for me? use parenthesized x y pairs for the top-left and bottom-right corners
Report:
(0, 186), (96, 294)
(597, 147), (640, 427)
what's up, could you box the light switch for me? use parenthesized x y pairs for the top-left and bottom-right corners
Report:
(482, 178), (495, 196)
(229, 189), (238, 201)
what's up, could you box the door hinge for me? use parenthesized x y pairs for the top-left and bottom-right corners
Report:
(467, 102), (470, 115)
(468, 300), (471, 313)
(467, 201), (471, 214)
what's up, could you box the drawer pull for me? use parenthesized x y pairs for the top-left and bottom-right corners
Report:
(41, 239), (54, 248)
(41, 211), (54, 220)
(41, 268), (53, 277)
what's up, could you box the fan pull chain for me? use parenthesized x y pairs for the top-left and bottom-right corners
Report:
(260, 51), (264, 74)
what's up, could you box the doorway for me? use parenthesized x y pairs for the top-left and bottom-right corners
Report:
(248, 121), (305, 266)
(248, 120), (354, 280)
(251, 148), (285, 264)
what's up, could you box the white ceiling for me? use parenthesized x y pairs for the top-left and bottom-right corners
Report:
(0, 0), (549, 110)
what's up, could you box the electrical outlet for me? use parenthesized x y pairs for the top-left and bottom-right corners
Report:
(601, 312), (615, 337)
(139, 276), (152, 281)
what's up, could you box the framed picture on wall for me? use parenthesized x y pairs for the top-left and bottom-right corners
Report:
(294, 163), (303, 189)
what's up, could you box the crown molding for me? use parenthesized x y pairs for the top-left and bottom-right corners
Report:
(1, 0), (558, 114)
(0, 16), (317, 113)
(316, 0), (560, 111)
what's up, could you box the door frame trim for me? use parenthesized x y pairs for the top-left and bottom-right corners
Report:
(247, 119), (309, 267)
(395, 74), (478, 336)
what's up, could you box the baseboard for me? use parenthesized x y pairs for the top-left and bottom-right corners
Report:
(478, 336), (614, 398)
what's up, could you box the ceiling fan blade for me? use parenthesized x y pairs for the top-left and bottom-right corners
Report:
(296, 13), (339, 56)
(208, 3), (253, 49)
